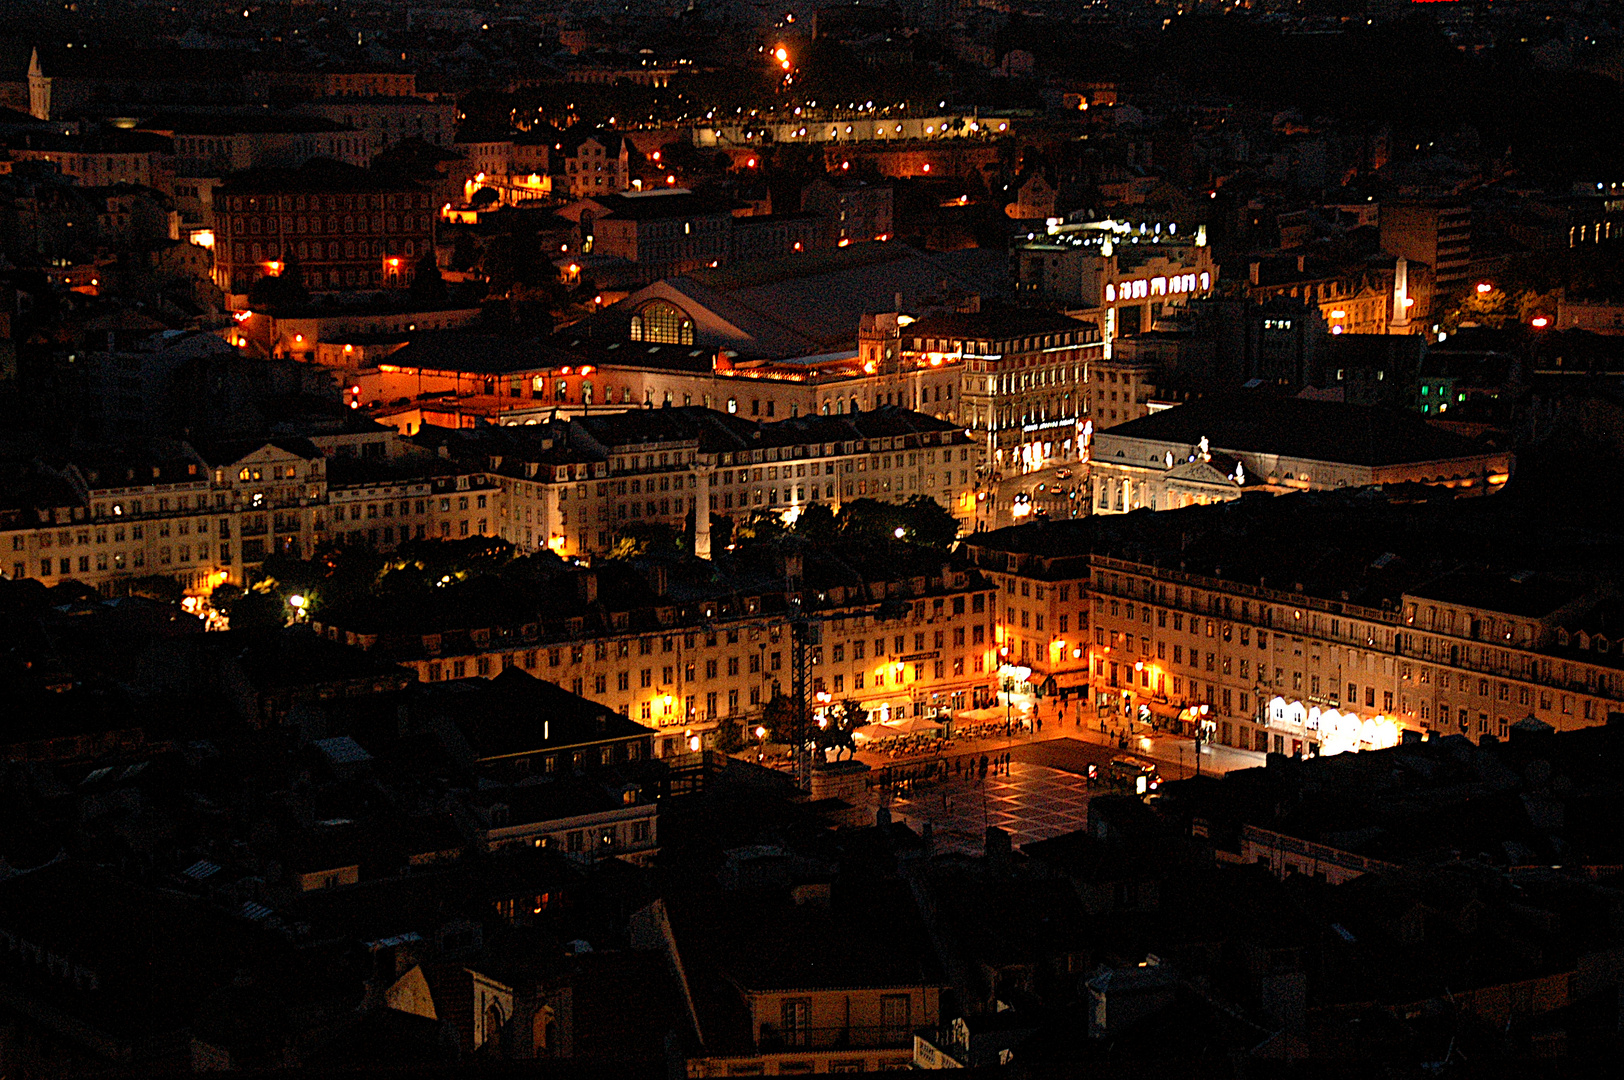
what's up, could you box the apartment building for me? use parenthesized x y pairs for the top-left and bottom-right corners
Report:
(295, 95), (457, 150)
(311, 548), (996, 755)
(1380, 200), (1470, 287)
(213, 158), (435, 303)
(889, 308), (1102, 473)
(144, 113), (377, 175)
(1, 432), (495, 595)
(971, 491), (1624, 763)
(653, 887), (943, 1077)
(451, 405), (978, 558)
(560, 133), (629, 197)
(961, 519), (1092, 687)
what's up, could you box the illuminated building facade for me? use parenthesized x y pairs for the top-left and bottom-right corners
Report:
(1011, 217), (1218, 355)
(1, 433), (498, 596)
(1089, 555), (1408, 757)
(886, 308), (1101, 473)
(960, 522), (1092, 686)
(968, 509), (1624, 762)
(311, 554), (997, 757)
(561, 133), (630, 197)
(461, 406), (978, 559)
(1245, 254), (1431, 336)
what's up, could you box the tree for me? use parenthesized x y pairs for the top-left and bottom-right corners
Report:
(790, 502), (837, 542)
(836, 496), (960, 549)
(606, 521), (682, 560)
(708, 512), (735, 550)
(759, 690), (800, 745)
(215, 586), (285, 632)
(714, 715), (746, 753)
(247, 258), (310, 312)
(408, 250), (449, 308)
(734, 509), (789, 545)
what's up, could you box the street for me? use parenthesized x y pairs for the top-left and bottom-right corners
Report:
(977, 460), (1090, 531)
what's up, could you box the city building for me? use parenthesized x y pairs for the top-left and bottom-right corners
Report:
(5, 129), (175, 194)
(1088, 394), (1510, 514)
(413, 669), (660, 864)
(0, 428), (498, 595)
(26, 45), (249, 121)
(212, 159), (435, 305)
(141, 113), (377, 176)
(311, 544), (996, 753)
(1380, 200), (1470, 288)
(1010, 216), (1218, 354)
(888, 307), (1100, 472)
(586, 190), (735, 279)
(960, 517), (1093, 688)
(801, 177), (894, 245)
(433, 404), (978, 557)
(560, 132), (630, 197)
(295, 95), (457, 151)
(650, 888), (943, 1076)
(1245, 254), (1431, 336)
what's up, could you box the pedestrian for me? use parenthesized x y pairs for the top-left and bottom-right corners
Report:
(979, 754), (989, 778)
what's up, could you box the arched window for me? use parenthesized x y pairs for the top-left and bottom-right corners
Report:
(630, 300), (694, 345)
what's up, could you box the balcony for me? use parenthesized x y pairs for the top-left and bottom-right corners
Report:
(756, 1023), (914, 1052)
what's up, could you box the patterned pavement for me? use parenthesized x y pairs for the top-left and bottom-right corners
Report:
(884, 761), (1094, 855)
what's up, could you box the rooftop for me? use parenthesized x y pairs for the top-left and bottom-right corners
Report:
(1096, 393), (1498, 467)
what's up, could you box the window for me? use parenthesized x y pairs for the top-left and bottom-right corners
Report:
(629, 300), (695, 345)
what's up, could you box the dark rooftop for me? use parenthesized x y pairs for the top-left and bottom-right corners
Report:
(1098, 393), (1497, 467)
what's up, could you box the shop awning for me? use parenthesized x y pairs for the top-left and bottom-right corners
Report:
(1145, 701), (1184, 720)
(890, 717), (943, 735)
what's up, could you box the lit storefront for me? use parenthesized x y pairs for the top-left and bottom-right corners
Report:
(1266, 696), (1402, 758)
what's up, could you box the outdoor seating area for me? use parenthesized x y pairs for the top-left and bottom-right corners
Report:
(851, 717), (944, 758)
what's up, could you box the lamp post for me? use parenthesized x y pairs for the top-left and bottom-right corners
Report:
(754, 725), (767, 762)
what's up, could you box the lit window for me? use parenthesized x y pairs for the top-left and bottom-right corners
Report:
(630, 301), (694, 345)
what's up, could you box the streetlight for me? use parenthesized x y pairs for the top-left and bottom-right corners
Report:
(754, 725), (767, 761)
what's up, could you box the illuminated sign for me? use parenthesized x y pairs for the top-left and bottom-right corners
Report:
(1106, 272), (1205, 303)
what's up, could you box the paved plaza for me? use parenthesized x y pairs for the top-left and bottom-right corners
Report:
(883, 760), (1096, 855)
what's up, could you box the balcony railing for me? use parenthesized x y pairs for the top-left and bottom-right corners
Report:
(757, 1023), (914, 1052)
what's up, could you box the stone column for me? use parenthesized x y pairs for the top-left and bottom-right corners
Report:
(694, 464), (715, 560)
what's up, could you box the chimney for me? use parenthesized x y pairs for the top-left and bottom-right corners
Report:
(577, 572), (598, 604)
(1249, 261), (1261, 286)
(646, 564), (669, 597)
(1296, 254), (1305, 272)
